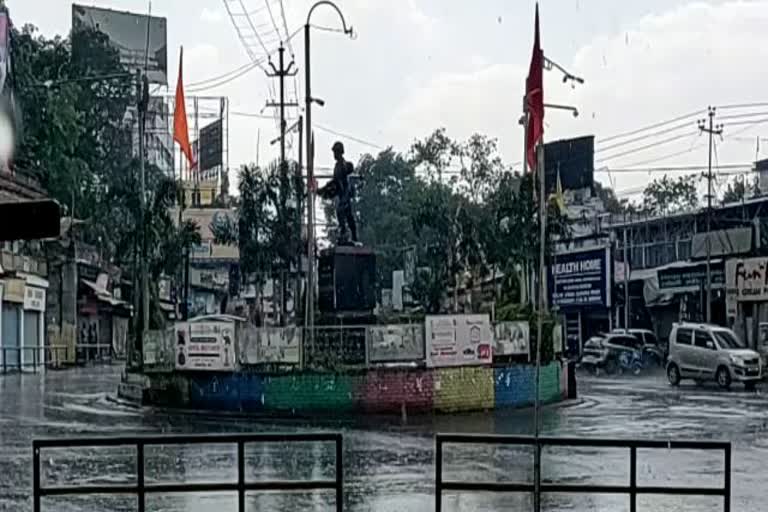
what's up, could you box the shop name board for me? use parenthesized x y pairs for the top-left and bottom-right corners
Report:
(549, 247), (610, 309)
(725, 258), (768, 309)
(658, 263), (725, 290)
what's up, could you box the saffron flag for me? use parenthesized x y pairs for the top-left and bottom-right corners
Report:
(174, 47), (195, 169)
(525, 3), (544, 172)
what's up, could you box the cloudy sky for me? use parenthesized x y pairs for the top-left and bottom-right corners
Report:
(11, 0), (768, 199)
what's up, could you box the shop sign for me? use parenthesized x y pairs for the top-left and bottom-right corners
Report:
(24, 286), (45, 311)
(725, 258), (768, 317)
(175, 321), (236, 371)
(425, 314), (492, 368)
(658, 262), (724, 290)
(549, 247), (611, 309)
(368, 324), (424, 363)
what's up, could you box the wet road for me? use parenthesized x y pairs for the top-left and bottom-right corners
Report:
(1, 367), (767, 511)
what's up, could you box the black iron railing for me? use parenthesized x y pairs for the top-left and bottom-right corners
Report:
(33, 432), (344, 512)
(435, 434), (731, 512)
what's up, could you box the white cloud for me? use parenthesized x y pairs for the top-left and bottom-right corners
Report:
(386, 0), (768, 191)
(185, 43), (220, 64)
(200, 7), (223, 24)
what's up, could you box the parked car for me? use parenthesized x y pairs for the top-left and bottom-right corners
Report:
(666, 323), (761, 390)
(611, 328), (666, 367)
(580, 333), (645, 375)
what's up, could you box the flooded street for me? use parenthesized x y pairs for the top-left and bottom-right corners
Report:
(1, 366), (767, 511)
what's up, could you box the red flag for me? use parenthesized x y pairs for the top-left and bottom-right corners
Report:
(525, 3), (544, 172)
(174, 47), (195, 170)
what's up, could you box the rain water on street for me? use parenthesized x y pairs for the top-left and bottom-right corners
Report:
(1, 366), (767, 511)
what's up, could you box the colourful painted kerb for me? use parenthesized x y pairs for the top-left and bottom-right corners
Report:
(140, 361), (569, 415)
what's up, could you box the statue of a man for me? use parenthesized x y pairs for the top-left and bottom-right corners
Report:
(319, 141), (358, 244)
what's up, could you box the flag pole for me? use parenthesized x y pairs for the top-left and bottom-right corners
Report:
(534, 137), (546, 512)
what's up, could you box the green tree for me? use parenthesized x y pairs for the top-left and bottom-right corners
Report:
(722, 176), (759, 204)
(211, 161), (301, 325)
(642, 174), (699, 215)
(593, 181), (625, 214)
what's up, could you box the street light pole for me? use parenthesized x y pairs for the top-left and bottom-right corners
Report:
(303, 1), (353, 354)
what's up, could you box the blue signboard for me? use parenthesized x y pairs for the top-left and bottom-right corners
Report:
(549, 247), (611, 309)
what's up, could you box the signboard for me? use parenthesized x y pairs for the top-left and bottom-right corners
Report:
(726, 257), (768, 317)
(175, 321), (236, 371)
(239, 326), (300, 365)
(3, 278), (24, 303)
(614, 261), (629, 283)
(199, 119), (223, 173)
(549, 247), (611, 309)
(72, 5), (168, 84)
(493, 321), (530, 357)
(658, 261), (725, 289)
(425, 314), (492, 368)
(24, 286), (45, 311)
(368, 324), (424, 363)
(544, 136), (594, 194)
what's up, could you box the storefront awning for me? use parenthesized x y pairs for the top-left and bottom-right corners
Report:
(82, 279), (132, 309)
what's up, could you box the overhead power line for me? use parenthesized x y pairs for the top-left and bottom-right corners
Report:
(596, 131), (699, 163)
(597, 109), (705, 144)
(314, 124), (384, 150)
(595, 119), (697, 153)
(597, 163), (754, 174)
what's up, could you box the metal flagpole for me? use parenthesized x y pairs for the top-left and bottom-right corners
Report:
(533, 138), (546, 512)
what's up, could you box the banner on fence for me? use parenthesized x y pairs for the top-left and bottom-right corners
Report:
(425, 314), (492, 367)
(368, 324), (424, 363)
(239, 325), (300, 365)
(143, 329), (174, 371)
(175, 321), (236, 371)
(494, 321), (530, 357)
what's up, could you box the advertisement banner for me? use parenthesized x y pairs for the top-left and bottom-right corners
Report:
(549, 247), (611, 309)
(368, 324), (424, 363)
(239, 326), (300, 365)
(199, 119), (223, 172)
(425, 314), (492, 368)
(493, 321), (530, 357)
(175, 321), (236, 371)
(726, 257), (768, 317)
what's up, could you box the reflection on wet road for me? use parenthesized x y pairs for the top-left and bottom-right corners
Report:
(1, 367), (767, 511)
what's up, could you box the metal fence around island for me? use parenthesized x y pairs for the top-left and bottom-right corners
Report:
(33, 432), (344, 512)
(435, 434), (731, 512)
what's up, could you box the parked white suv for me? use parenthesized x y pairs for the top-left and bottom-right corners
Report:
(667, 323), (761, 390)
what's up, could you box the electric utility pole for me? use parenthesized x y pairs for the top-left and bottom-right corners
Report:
(698, 106), (723, 324)
(265, 44), (298, 325)
(137, 70), (150, 366)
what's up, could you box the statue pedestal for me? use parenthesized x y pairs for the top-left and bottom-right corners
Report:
(318, 245), (376, 313)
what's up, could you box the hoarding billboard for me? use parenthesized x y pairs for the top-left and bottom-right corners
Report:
(72, 4), (168, 84)
(549, 246), (611, 309)
(494, 321), (530, 357)
(175, 321), (236, 371)
(368, 324), (424, 363)
(199, 119), (223, 173)
(239, 325), (300, 365)
(425, 314), (492, 367)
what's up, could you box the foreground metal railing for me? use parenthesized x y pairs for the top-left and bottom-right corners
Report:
(435, 434), (731, 512)
(33, 432), (344, 512)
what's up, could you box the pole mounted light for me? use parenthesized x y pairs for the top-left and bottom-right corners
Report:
(303, 1), (353, 360)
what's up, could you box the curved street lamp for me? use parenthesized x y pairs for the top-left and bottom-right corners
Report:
(303, 1), (353, 348)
